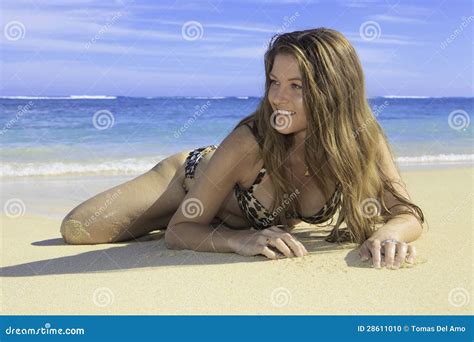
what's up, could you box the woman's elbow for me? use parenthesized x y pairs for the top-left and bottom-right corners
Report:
(164, 225), (184, 250)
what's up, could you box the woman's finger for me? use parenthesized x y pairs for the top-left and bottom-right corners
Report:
(383, 241), (397, 269)
(278, 233), (307, 257)
(406, 245), (417, 264)
(261, 246), (279, 260)
(265, 227), (307, 257)
(359, 242), (371, 261)
(368, 240), (382, 269)
(393, 242), (408, 269)
(270, 238), (294, 258)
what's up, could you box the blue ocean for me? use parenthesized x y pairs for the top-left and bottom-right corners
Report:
(0, 96), (472, 178)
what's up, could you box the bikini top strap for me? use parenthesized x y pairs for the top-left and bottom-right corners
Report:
(249, 168), (266, 193)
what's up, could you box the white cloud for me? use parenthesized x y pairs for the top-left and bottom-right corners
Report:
(369, 14), (425, 24)
(346, 32), (421, 46)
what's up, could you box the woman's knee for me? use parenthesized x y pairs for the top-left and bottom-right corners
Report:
(60, 208), (118, 244)
(60, 214), (95, 245)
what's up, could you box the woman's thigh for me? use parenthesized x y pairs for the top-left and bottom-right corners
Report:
(60, 150), (190, 244)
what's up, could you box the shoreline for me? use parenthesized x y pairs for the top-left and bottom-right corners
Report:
(1, 163), (472, 220)
(1, 161), (472, 181)
(1, 156), (472, 179)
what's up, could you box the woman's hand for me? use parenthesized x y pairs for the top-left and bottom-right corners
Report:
(229, 225), (308, 260)
(359, 231), (417, 269)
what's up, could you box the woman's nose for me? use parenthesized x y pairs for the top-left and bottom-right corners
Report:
(273, 87), (289, 105)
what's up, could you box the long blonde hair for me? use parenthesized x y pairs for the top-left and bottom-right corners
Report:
(234, 28), (425, 245)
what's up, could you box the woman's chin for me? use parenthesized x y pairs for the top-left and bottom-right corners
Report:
(273, 125), (297, 134)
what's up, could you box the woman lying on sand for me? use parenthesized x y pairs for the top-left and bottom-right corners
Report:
(60, 28), (425, 270)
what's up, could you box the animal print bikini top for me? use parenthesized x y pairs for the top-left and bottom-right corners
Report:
(232, 122), (342, 230)
(233, 170), (342, 230)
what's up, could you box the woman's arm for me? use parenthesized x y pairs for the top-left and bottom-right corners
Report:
(376, 134), (423, 242)
(371, 213), (422, 243)
(165, 126), (307, 259)
(165, 126), (254, 251)
(359, 135), (424, 269)
(165, 221), (251, 253)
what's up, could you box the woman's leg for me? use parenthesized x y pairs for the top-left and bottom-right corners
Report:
(60, 151), (189, 244)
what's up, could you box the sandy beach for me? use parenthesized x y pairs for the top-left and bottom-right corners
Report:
(0, 166), (472, 315)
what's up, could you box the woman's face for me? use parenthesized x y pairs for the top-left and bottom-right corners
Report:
(268, 53), (307, 135)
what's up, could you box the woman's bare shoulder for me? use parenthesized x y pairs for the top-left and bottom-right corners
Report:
(228, 123), (261, 164)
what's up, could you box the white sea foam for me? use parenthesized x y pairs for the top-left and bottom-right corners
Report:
(381, 95), (430, 99)
(396, 154), (474, 164)
(0, 159), (158, 178)
(2, 154), (472, 178)
(191, 96), (226, 99)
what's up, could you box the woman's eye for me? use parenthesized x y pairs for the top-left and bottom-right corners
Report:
(269, 80), (301, 89)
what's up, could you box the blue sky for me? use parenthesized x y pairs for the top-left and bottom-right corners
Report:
(1, 0), (472, 97)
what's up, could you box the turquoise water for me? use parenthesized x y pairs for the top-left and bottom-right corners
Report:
(0, 96), (472, 177)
